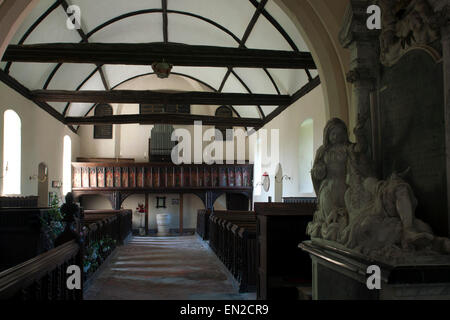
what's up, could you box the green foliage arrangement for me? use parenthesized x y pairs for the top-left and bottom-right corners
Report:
(83, 236), (117, 274)
(41, 193), (65, 249)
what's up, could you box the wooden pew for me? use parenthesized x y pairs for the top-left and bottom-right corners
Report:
(196, 209), (212, 240)
(208, 210), (257, 292)
(254, 200), (317, 300)
(0, 196), (38, 208)
(0, 207), (50, 272)
(208, 211), (255, 257)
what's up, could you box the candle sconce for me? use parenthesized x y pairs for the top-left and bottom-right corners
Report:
(0, 161), (8, 179)
(275, 174), (291, 183)
(29, 166), (48, 183)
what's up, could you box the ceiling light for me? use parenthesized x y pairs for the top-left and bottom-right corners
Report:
(152, 61), (173, 79)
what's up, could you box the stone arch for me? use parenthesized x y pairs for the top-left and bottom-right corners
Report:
(273, 0), (352, 125)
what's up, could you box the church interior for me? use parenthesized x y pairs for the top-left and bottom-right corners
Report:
(0, 0), (449, 303)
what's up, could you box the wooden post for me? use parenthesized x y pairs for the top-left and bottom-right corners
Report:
(145, 192), (149, 235)
(179, 193), (184, 235)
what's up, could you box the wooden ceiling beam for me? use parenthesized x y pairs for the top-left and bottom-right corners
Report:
(3, 43), (316, 69)
(65, 113), (263, 127)
(0, 70), (77, 133)
(262, 76), (321, 126)
(31, 89), (292, 106)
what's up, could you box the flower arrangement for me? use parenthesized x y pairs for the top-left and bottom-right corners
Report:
(41, 193), (65, 250)
(136, 203), (145, 213)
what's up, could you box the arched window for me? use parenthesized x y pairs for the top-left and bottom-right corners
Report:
(298, 119), (314, 194)
(215, 106), (233, 141)
(2, 110), (21, 195)
(93, 104), (113, 139)
(63, 135), (72, 195)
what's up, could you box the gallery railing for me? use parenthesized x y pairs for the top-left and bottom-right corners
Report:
(72, 162), (253, 191)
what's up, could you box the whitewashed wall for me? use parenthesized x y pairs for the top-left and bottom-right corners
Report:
(253, 85), (326, 204)
(79, 74), (250, 162)
(0, 81), (80, 199)
(82, 192), (226, 231)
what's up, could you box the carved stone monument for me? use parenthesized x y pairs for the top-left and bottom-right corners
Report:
(301, 117), (450, 299)
(378, 0), (442, 66)
(299, 0), (450, 300)
(307, 117), (450, 260)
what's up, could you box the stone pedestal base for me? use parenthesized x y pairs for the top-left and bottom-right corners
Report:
(299, 240), (450, 300)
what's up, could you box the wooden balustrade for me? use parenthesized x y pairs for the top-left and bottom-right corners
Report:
(72, 162), (253, 191)
(0, 240), (82, 300)
(82, 209), (132, 280)
(0, 194), (133, 300)
(208, 210), (257, 292)
(83, 209), (132, 248)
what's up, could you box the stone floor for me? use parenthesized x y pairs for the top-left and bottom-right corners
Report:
(84, 235), (256, 300)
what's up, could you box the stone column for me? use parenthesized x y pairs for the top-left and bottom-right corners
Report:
(339, 0), (380, 167)
(432, 2), (450, 236)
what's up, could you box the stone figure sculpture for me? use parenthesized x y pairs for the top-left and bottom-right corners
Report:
(307, 117), (450, 260)
(307, 116), (371, 242)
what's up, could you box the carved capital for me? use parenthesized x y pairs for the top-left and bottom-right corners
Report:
(346, 67), (377, 84)
(339, 0), (380, 48)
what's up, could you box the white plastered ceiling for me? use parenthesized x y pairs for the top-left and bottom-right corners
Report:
(4, 0), (316, 120)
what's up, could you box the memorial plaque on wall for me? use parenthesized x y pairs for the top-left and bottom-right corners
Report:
(145, 169), (152, 188)
(74, 168), (81, 188)
(235, 168), (242, 187)
(122, 167), (129, 188)
(137, 168), (144, 188)
(228, 168), (235, 187)
(130, 168), (136, 188)
(153, 168), (159, 187)
(379, 50), (446, 235)
(93, 104), (113, 139)
(106, 168), (114, 188)
(114, 167), (121, 187)
(192, 168), (198, 187)
(204, 169), (211, 187)
(215, 106), (233, 141)
(212, 167), (218, 187)
(97, 168), (104, 188)
(82, 168), (89, 188)
(168, 168), (174, 188)
(198, 169), (204, 187)
(140, 104), (191, 115)
(89, 168), (97, 188)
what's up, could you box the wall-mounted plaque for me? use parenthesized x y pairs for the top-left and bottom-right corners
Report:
(140, 104), (191, 115)
(93, 104), (113, 139)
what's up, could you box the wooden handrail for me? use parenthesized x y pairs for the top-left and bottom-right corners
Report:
(0, 195), (133, 300)
(0, 240), (80, 299)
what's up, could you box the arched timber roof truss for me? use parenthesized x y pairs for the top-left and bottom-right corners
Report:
(0, 0), (320, 133)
